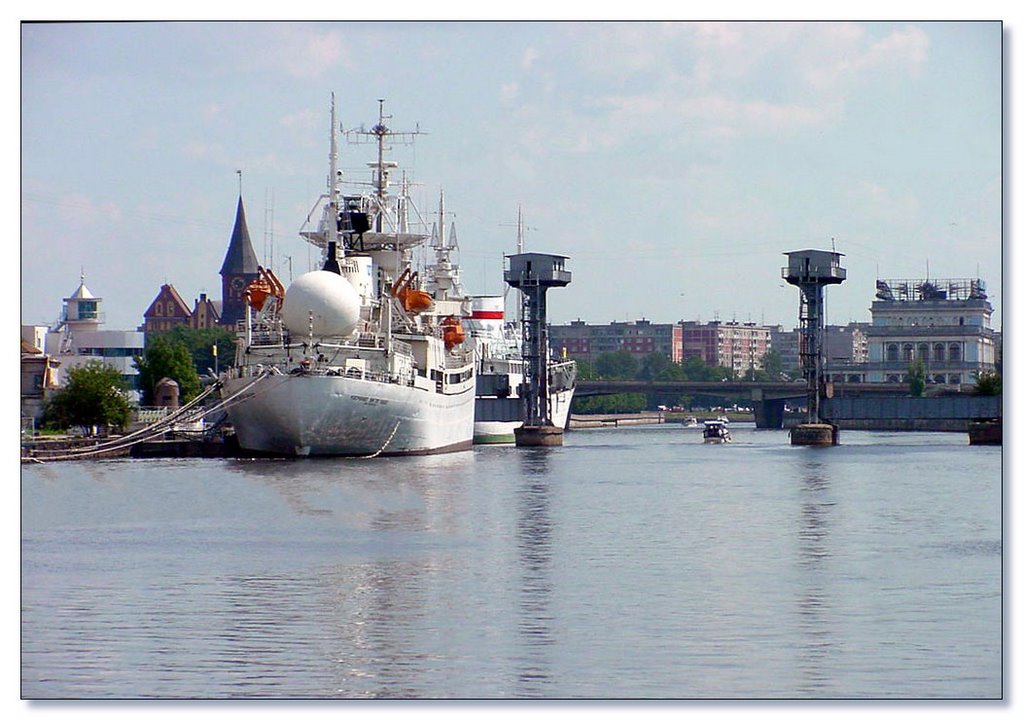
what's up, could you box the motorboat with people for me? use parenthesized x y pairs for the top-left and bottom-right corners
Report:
(702, 419), (732, 444)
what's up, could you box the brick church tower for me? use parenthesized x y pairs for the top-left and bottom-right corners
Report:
(219, 195), (260, 327)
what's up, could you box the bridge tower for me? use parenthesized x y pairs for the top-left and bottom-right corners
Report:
(505, 252), (572, 446)
(783, 249), (846, 445)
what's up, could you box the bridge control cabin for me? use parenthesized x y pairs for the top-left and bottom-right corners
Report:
(782, 249), (847, 287)
(504, 253), (572, 289)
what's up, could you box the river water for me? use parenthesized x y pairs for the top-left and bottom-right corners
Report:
(21, 424), (1002, 699)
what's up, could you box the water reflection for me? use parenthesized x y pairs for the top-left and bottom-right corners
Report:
(514, 450), (556, 696)
(798, 462), (834, 570)
(319, 559), (435, 699)
(794, 459), (837, 694)
(226, 454), (472, 535)
(216, 457), (468, 697)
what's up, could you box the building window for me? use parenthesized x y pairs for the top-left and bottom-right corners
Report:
(918, 343), (929, 362)
(949, 344), (961, 361)
(933, 343), (945, 361)
(887, 343), (899, 362)
(78, 300), (98, 319)
(902, 343), (914, 362)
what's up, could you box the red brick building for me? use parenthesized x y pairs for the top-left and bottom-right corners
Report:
(141, 285), (221, 334)
(141, 284), (192, 334)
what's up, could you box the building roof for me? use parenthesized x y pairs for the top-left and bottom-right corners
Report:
(191, 293), (222, 325)
(219, 195), (260, 276)
(64, 274), (99, 301)
(21, 337), (42, 354)
(143, 283), (192, 319)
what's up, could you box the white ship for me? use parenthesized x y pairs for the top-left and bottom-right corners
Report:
(464, 208), (576, 444)
(467, 295), (576, 443)
(220, 98), (475, 456)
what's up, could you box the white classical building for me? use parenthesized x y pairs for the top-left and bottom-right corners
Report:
(863, 277), (997, 386)
(42, 274), (145, 401)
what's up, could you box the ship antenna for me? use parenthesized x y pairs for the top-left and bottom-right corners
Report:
(517, 204), (525, 254)
(374, 99), (387, 205)
(344, 99), (423, 233)
(327, 92), (340, 251)
(436, 187), (446, 249)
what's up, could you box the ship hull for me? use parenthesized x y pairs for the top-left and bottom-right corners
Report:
(223, 373), (474, 457)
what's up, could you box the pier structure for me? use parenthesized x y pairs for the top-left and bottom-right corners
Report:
(504, 252), (572, 447)
(783, 249), (846, 446)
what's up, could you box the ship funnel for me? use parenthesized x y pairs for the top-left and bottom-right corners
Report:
(323, 241), (342, 274)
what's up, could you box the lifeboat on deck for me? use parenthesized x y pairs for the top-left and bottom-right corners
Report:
(390, 268), (434, 314)
(441, 315), (466, 349)
(245, 266), (286, 312)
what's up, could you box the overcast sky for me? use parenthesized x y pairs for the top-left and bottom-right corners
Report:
(19, 19), (1004, 332)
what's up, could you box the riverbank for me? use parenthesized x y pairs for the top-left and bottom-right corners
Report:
(21, 433), (237, 462)
(21, 436), (131, 462)
(568, 412), (755, 429)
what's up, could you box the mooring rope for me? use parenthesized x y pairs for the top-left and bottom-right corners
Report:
(360, 420), (401, 459)
(21, 383), (222, 462)
(23, 373), (270, 463)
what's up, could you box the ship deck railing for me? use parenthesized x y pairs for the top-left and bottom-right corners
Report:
(243, 328), (408, 354)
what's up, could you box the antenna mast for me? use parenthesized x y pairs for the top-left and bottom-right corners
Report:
(327, 93), (340, 250)
(500, 205), (537, 323)
(345, 99), (423, 232)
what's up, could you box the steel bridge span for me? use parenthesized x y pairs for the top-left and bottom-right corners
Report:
(574, 380), (923, 429)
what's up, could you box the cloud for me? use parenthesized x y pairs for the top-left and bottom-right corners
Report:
(521, 47), (540, 71)
(860, 25), (930, 75)
(599, 93), (827, 140)
(203, 103), (227, 120)
(280, 108), (319, 131)
(498, 22), (932, 162)
(58, 193), (126, 227)
(183, 141), (224, 160)
(844, 180), (921, 225)
(230, 24), (349, 80)
(499, 82), (519, 105)
(802, 24), (930, 90)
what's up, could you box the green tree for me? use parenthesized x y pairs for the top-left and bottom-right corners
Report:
(638, 352), (672, 381)
(42, 361), (132, 433)
(595, 351), (639, 380)
(159, 325), (236, 376)
(135, 335), (202, 405)
(682, 355), (714, 381)
(907, 359), (927, 397)
(760, 350), (785, 381)
(974, 370), (1001, 396)
(574, 358), (598, 381)
(654, 362), (687, 382)
(573, 392), (647, 414)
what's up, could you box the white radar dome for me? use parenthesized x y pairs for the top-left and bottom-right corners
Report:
(281, 270), (360, 337)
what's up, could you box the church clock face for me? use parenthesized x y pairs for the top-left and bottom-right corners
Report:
(230, 276), (246, 293)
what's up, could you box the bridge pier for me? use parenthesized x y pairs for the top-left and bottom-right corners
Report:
(753, 398), (786, 429)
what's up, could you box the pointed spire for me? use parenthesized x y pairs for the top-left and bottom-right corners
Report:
(219, 195), (260, 275)
(65, 269), (98, 301)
